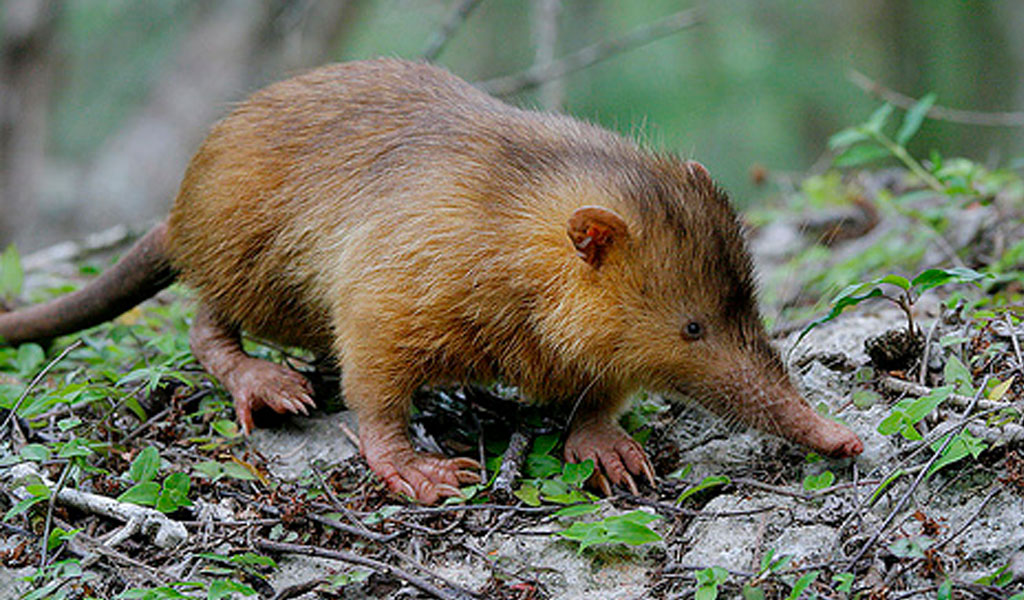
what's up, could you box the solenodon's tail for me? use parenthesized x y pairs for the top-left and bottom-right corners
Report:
(0, 222), (178, 345)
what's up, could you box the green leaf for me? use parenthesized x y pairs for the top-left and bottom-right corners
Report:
(532, 433), (560, 456)
(741, 585), (766, 600)
(851, 389), (880, 409)
(525, 454), (562, 478)
(193, 460), (224, 481)
(47, 527), (80, 551)
(877, 274), (911, 290)
(57, 438), (94, 459)
(793, 285), (884, 350)
(559, 520), (608, 553)
(208, 579), (257, 600)
(828, 126), (869, 150)
(910, 267), (990, 294)
(834, 143), (890, 167)
(602, 517), (661, 547)
(554, 503), (599, 518)
(212, 419), (241, 438)
(802, 470), (835, 491)
(989, 377), (1015, 402)
(117, 481), (161, 506)
(219, 461), (256, 481)
(14, 343), (45, 376)
(561, 460), (594, 486)
(902, 386), (952, 423)
(937, 578), (952, 600)
(129, 446), (161, 484)
(865, 103), (894, 133)
(0, 244), (24, 301)
(695, 566), (729, 600)
(558, 510), (661, 552)
(227, 552), (276, 569)
(4, 494), (47, 521)
(944, 355), (973, 394)
(787, 570), (819, 599)
(869, 468), (905, 505)
(928, 431), (987, 477)
(833, 572), (854, 593)
(877, 411), (904, 436)
(974, 564), (1011, 587)
(20, 443), (51, 462)
(603, 511), (662, 545)
(513, 484), (541, 507)
(156, 472), (192, 512)
(677, 475), (731, 504)
(896, 92), (937, 145)
(889, 536), (932, 558)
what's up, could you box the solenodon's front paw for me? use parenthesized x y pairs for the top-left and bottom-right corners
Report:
(365, 445), (481, 505)
(564, 419), (656, 496)
(226, 358), (316, 434)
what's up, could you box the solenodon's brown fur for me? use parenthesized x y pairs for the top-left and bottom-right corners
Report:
(1, 59), (863, 503)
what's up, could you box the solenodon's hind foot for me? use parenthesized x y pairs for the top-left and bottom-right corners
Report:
(564, 418), (656, 496)
(360, 423), (481, 504)
(225, 357), (316, 434)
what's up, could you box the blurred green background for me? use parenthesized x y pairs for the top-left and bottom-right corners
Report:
(3, 0), (1022, 251)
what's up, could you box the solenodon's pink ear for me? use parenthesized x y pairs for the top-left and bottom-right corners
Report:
(567, 206), (629, 268)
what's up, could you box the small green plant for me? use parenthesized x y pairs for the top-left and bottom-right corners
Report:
(695, 566), (729, 600)
(193, 459), (259, 482)
(829, 94), (940, 190)
(117, 446), (193, 513)
(743, 549), (794, 598)
(832, 572), (854, 593)
(795, 267), (989, 349)
(877, 385), (953, 440)
(21, 559), (95, 600)
(801, 470), (834, 492)
(558, 510), (661, 553)
(675, 474), (730, 504)
(786, 570), (819, 600)
(514, 459), (596, 507)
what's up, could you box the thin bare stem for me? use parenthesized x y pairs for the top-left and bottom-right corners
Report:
(421, 0), (482, 61)
(479, 7), (701, 96)
(849, 69), (1024, 128)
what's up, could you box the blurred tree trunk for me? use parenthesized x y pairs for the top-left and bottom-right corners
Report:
(77, 0), (358, 235)
(0, 0), (59, 247)
(532, 0), (563, 111)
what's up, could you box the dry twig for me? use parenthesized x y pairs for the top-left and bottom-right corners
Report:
(255, 538), (475, 600)
(479, 7), (701, 97)
(421, 0), (482, 61)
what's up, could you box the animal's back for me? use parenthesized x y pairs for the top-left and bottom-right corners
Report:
(166, 59), (638, 364)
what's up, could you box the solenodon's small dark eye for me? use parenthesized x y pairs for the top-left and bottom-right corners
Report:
(684, 321), (703, 340)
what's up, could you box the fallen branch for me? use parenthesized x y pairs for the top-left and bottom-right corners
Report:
(878, 375), (1011, 412)
(1, 462), (187, 548)
(255, 538), (475, 600)
(478, 7), (701, 96)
